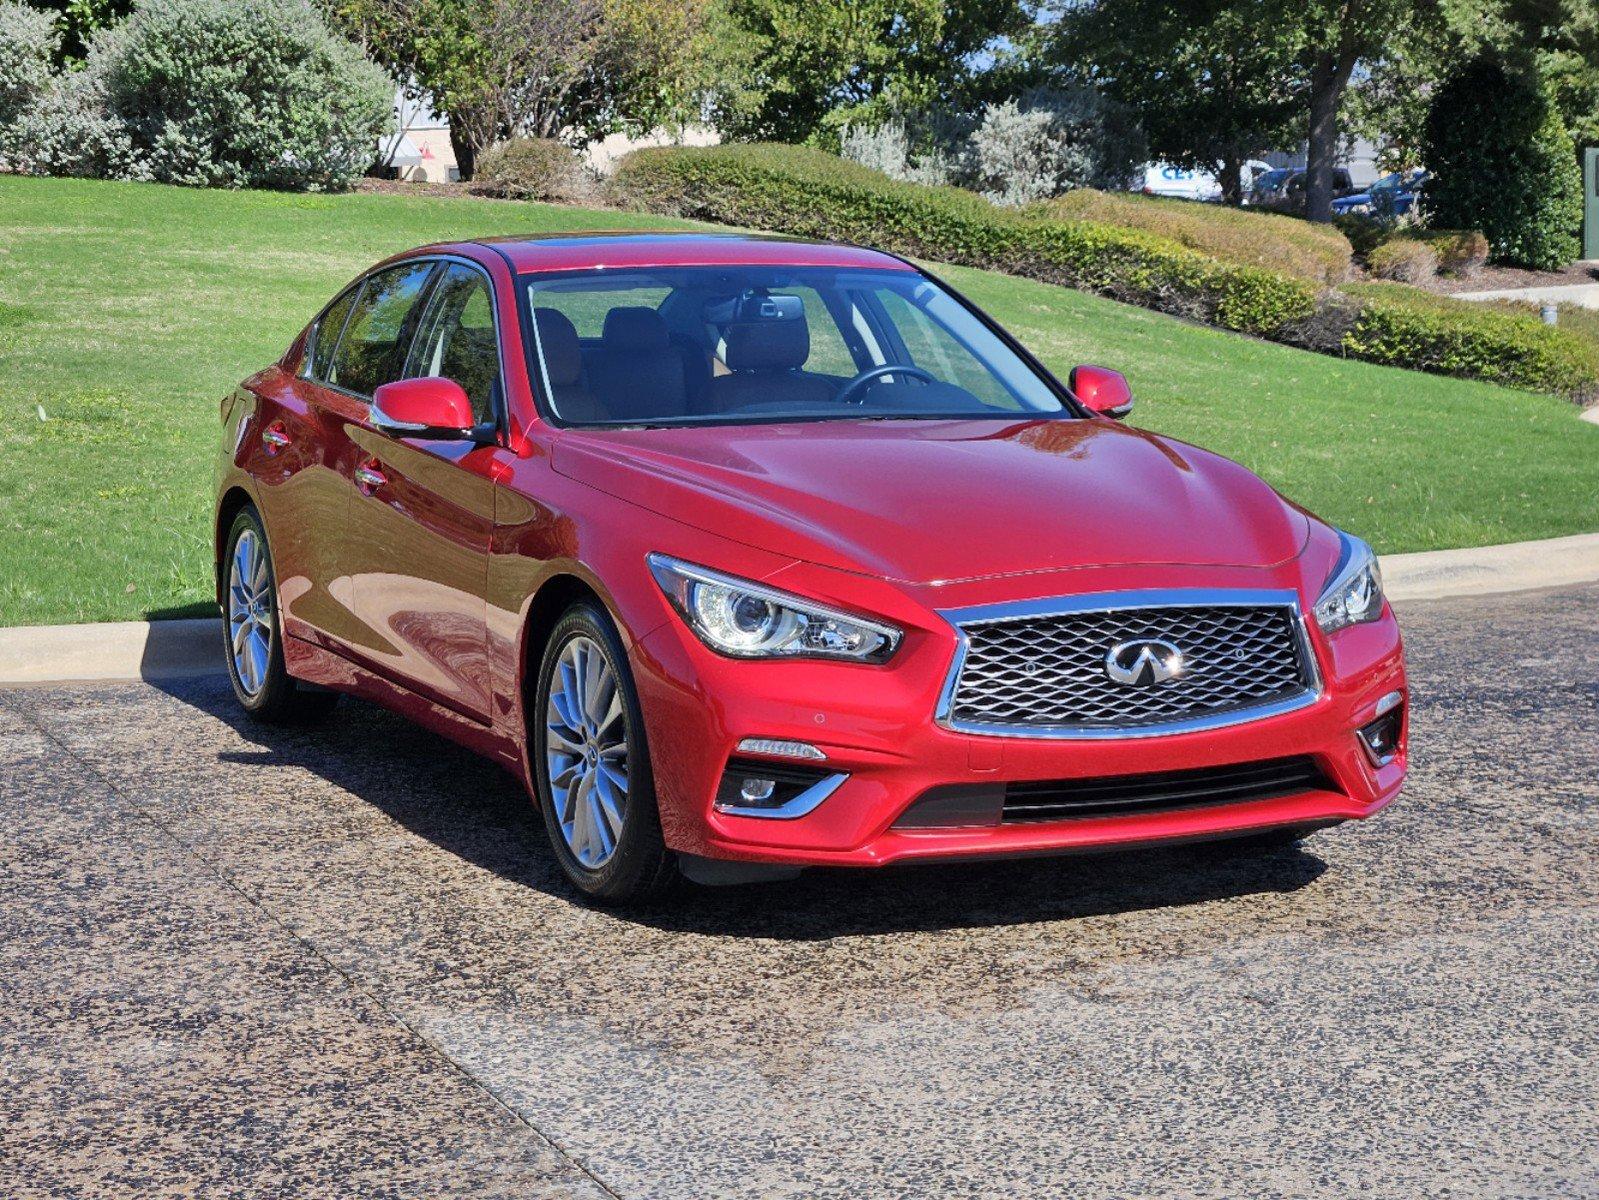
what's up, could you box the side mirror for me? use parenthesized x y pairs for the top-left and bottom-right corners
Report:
(371, 377), (477, 439)
(1070, 364), (1134, 419)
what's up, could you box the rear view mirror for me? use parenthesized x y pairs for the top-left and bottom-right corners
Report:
(1070, 364), (1134, 419)
(371, 377), (477, 439)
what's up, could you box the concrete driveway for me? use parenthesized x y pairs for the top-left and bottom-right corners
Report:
(2, 586), (1595, 1199)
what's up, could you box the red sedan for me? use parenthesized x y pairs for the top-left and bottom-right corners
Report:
(214, 232), (1406, 903)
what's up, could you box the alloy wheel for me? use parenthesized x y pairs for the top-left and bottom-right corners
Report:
(227, 528), (273, 697)
(545, 635), (630, 869)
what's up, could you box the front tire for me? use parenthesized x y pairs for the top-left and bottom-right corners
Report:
(221, 506), (338, 723)
(533, 602), (676, 904)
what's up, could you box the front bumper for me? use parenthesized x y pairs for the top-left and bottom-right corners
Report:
(628, 562), (1408, 869)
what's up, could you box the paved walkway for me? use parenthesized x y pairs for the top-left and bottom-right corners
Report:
(2, 584), (1595, 1198)
(1453, 281), (1599, 309)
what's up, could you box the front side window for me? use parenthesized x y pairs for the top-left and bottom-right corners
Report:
(522, 266), (1070, 427)
(404, 263), (501, 425)
(327, 260), (436, 397)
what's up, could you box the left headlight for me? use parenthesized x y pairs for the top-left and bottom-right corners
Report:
(647, 554), (902, 663)
(1313, 532), (1385, 634)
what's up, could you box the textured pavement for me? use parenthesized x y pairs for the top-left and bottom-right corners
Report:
(1, 585), (1595, 1199)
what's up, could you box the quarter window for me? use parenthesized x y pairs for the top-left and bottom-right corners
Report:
(308, 285), (359, 381)
(404, 264), (501, 425)
(327, 261), (436, 397)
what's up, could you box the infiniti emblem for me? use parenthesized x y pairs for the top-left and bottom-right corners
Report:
(1104, 638), (1185, 687)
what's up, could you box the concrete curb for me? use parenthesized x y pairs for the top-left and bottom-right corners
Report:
(0, 618), (221, 686)
(3, 532), (1598, 686)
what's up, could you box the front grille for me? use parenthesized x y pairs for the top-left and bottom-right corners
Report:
(945, 600), (1314, 734)
(1001, 755), (1333, 823)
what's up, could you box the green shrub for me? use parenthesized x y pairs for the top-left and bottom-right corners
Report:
(612, 143), (1318, 337)
(1423, 56), (1582, 270)
(1342, 283), (1599, 402)
(612, 142), (1598, 401)
(1367, 238), (1438, 283)
(1333, 212), (1387, 258)
(1042, 189), (1352, 284)
(1416, 229), (1490, 276)
(18, 0), (393, 190)
(473, 137), (588, 202)
(0, 1), (54, 131)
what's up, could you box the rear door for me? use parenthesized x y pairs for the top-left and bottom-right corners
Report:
(344, 259), (508, 721)
(260, 277), (374, 651)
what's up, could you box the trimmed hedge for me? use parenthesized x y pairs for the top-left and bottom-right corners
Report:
(1039, 188), (1352, 284)
(1367, 238), (1438, 283)
(473, 137), (588, 202)
(1416, 228), (1490, 276)
(613, 143), (1318, 337)
(1343, 283), (1599, 402)
(611, 143), (1599, 401)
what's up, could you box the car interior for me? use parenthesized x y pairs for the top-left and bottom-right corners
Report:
(525, 268), (1066, 426)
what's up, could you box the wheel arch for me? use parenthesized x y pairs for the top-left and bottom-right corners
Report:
(214, 485), (258, 609)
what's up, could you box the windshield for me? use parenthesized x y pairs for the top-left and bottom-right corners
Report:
(522, 266), (1073, 426)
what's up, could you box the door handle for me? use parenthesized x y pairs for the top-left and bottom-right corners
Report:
(262, 425), (291, 453)
(354, 464), (387, 493)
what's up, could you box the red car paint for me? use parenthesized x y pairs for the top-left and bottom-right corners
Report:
(215, 233), (1406, 873)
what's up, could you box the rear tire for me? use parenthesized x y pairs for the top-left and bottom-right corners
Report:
(532, 601), (676, 905)
(221, 506), (339, 724)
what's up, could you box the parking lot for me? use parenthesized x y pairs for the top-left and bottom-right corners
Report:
(3, 584), (1595, 1199)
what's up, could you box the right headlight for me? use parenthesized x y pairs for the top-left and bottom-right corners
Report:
(1313, 532), (1385, 634)
(647, 554), (902, 663)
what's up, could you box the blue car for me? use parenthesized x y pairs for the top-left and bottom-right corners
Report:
(1332, 171), (1428, 217)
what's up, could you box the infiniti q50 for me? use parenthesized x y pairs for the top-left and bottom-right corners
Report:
(214, 233), (1407, 902)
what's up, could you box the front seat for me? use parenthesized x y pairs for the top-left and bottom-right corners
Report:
(532, 308), (602, 421)
(587, 306), (688, 421)
(705, 317), (836, 413)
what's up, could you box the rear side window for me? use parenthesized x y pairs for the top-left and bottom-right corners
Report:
(328, 261), (436, 397)
(404, 263), (501, 425)
(308, 285), (359, 381)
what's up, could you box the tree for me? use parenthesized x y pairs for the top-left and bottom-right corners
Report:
(1056, 0), (1304, 205)
(319, 0), (711, 179)
(1422, 54), (1582, 268)
(708, 0), (1035, 144)
(1055, 0), (1452, 219)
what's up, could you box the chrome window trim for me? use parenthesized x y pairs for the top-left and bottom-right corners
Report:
(933, 588), (1324, 740)
(714, 771), (850, 819)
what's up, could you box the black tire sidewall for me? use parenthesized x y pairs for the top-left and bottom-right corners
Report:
(533, 602), (669, 901)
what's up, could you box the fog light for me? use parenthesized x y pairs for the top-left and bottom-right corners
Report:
(740, 777), (777, 804)
(714, 758), (849, 819)
(1358, 692), (1404, 767)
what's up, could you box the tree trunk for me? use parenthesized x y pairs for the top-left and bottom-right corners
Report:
(1219, 152), (1244, 206)
(1305, 50), (1351, 223)
(449, 124), (477, 182)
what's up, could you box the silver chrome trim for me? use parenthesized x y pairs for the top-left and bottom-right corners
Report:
(1357, 689), (1405, 767)
(933, 588), (1324, 740)
(714, 771), (849, 819)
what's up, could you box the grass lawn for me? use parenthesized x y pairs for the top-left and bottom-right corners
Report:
(2, 175), (1597, 627)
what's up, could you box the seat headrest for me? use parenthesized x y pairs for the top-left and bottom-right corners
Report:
(723, 318), (810, 372)
(602, 306), (671, 352)
(533, 308), (582, 386)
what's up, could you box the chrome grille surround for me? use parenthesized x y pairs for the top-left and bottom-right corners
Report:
(935, 589), (1322, 740)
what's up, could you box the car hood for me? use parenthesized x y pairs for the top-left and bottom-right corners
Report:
(552, 418), (1310, 585)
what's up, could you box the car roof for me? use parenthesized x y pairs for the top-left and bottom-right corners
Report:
(457, 231), (918, 275)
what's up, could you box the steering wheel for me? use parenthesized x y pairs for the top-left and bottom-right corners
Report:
(834, 363), (939, 406)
